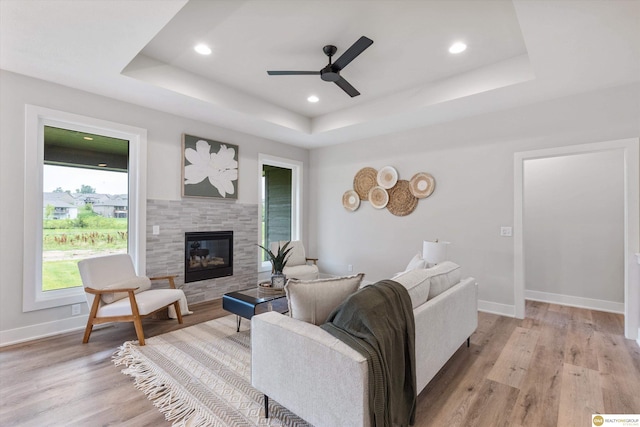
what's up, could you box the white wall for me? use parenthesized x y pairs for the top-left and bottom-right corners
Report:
(309, 82), (640, 315)
(524, 151), (624, 307)
(0, 70), (309, 343)
(2, 69), (638, 343)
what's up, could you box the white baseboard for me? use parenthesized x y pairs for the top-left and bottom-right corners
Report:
(524, 290), (624, 314)
(0, 315), (89, 347)
(478, 300), (516, 317)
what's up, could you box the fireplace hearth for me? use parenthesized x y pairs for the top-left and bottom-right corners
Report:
(185, 231), (233, 283)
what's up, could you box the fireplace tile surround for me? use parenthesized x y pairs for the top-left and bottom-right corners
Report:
(146, 199), (258, 305)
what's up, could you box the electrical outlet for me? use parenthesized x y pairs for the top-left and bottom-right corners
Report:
(347, 264), (353, 272)
(500, 226), (513, 237)
(71, 304), (81, 316)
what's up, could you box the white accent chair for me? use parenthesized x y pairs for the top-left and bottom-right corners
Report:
(269, 240), (319, 280)
(78, 253), (184, 345)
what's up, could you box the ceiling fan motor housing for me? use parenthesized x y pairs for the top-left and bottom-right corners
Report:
(321, 66), (340, 82)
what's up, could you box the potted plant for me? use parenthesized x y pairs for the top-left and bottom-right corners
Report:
(257, 241), (292, 288)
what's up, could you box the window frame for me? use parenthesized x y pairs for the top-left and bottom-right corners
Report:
(257, 154), (303, 272)
(23, 105), (147, 312)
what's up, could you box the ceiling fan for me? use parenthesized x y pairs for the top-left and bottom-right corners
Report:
(267, 36), (374, 98)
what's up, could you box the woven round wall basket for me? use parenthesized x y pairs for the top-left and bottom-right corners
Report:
(386, 180), (418, 216)
(409, 172), (436, 198)
(368, 186), (389, 209)
(342, 189), (360, 211)
(353, 167), (378, 200)
(377, 166), (398, 189)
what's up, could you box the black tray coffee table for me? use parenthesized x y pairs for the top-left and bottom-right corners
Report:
(222, 286), (288, 332)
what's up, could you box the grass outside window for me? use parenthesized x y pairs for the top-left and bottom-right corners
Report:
(42, 218), (128, 291)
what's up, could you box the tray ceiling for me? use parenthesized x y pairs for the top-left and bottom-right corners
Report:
(1, 0), (638, 147)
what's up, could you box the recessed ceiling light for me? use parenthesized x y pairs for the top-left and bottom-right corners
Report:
(83, 136), (93, 141)
(307, 95), (319, 103)
(449, 42), (467, 54)
(194, 44), (212, 55)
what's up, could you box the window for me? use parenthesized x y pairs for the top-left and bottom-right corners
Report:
(42, 126), (129, 292)
(23, 105), (147, 312)
(258, 154), (302, 270)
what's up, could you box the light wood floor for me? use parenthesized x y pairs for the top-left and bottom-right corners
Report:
(1, 300), (638, 426)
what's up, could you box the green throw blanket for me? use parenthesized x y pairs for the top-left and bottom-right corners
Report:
(321, 280), (416, 427)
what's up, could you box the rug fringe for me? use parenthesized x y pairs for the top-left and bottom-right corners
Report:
(113, 342), (220, 427)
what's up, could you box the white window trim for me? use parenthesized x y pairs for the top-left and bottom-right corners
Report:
(23, 105), (147, 312)
(257, 154), (303, 272)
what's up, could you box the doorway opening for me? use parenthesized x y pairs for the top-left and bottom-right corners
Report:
(523, 151), (624, 312)
(514, 139), (639, 340)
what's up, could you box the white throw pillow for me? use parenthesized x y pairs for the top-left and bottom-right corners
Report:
(285, 273), (364, 325)
(391, 268), (432, 308)
(404, 252), (426, 272)
(100, 276), (152, 304)
(425, 261), (462, 300)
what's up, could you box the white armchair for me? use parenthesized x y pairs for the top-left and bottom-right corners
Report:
(270, 240), (319, 280)
(78, 253), (184, 345)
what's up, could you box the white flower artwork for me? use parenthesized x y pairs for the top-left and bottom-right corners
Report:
(182, 135), (239, 199)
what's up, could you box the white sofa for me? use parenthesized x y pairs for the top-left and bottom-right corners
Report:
(251, 262), (478, 426)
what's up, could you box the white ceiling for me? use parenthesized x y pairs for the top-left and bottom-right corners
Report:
(1, 0), (639, 148)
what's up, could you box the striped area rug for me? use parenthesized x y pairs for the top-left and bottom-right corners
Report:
(113, 315), (309, 426)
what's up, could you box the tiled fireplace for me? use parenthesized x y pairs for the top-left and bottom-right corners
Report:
(146, 199), (258, 304)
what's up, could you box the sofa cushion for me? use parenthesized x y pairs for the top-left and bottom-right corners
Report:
(98, 288), (182, 316)
(391, 268), (432, 309)
(285, 274), (364, 325)
(283, 264), (319, 280)
(100, 276), (151, 304)
(425, 261), (462, 300)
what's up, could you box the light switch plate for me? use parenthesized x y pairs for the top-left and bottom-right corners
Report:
(500, 226), (513, 237)
(152, 225), (160, 235)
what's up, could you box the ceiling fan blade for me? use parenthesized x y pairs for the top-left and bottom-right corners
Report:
(332, 36), (373, 71)
(267, 70), (320, 75)
(334, 76), (360, 97)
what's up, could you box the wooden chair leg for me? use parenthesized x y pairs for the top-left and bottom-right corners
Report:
(82, 321), (94, 344)
(83, 295), (102, 344)
(132, 316), (145, 346)
(173, 301), (183, 324)
(128, 291), (146, 346)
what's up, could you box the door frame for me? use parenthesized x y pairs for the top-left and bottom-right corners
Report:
(514, 138), (639, 340)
